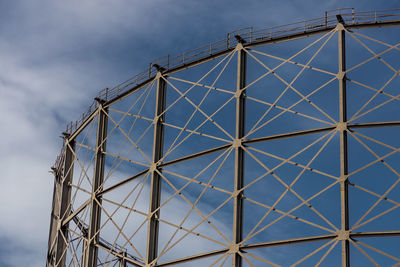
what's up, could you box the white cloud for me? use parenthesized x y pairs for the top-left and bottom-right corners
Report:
(0, 0), (397, 266)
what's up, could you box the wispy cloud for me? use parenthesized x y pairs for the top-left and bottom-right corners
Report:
(0, 0), (398, 266)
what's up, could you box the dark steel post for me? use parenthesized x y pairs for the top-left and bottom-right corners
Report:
(146, 73), (167, 265)
(119, 251), (127, 267)
(47, 171), (59, 266)
(48, 137), (75, 267)
(338, 23), (350, 267)
(85, 103), (108, 267)
(233, 44), (246, 267)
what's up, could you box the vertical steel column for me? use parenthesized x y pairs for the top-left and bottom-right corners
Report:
(338, 24), (350, 267)
(85, 103), (108, 267)
(146, 73), (167, 265)
(119, 251), (127, 267)
(48, 137), (75, 267)
(47, 167), (61, 266)
(233, 44), (246, 267)
(47, 172), (59, 266)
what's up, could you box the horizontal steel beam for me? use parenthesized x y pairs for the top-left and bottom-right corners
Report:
(348, 121), (400, 128)
(350, 230), (400, 238)
(157, 248), (229, 266)
(160, 144), (232, 167)
(96, 242), (143, 267)
(243, 234), (337, 250)
(98, 169), (149, 196)
(245, 126), (336, 144)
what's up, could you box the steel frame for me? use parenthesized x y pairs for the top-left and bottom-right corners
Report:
(337, 22), (350, 267)
(147, 73), (167, 265)
(84, 102), (109, 266)
(232, 42), (246, 267)
(47, 9), (400, 267)
(48, 137), (75, 266)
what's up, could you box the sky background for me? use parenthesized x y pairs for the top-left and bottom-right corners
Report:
(0, 0), (398, 266)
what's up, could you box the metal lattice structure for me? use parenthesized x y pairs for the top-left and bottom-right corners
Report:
(48, 9), (400, 266)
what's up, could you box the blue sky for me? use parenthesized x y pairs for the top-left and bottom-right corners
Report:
(0, 0), (399, 266)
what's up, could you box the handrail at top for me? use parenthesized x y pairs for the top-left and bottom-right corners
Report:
(63, 8), (400, 136)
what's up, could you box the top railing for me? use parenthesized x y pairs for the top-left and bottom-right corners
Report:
(64, 8), (400, 135)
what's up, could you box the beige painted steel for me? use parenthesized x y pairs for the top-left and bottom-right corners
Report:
(84, 105), (109, 267)
(232, 43), (246, 267)
(147, 74), (167, 265)
(337, 22), (350, 267)
(48, 138), (75, 267)
(47, 9), (400, 267)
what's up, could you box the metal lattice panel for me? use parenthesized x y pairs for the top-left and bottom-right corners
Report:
(48, 9), (400, 267)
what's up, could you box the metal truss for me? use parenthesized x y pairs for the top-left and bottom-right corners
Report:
(48, 9), (400, 267)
